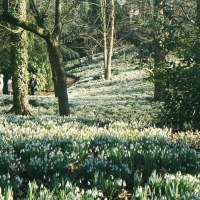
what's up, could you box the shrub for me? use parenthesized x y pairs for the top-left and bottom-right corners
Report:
(160, 64), (200, 130)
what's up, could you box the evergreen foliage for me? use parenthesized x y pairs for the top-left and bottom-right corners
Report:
(160, 64), (200, 130)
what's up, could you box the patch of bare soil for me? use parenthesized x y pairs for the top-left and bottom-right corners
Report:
(37, 76), (77, 96)
(38, 92), (55, 96)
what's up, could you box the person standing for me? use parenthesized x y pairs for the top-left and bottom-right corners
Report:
(0, 74), (4, 96)
(7, 77), (13, 95)
(29, 74), (37, 95)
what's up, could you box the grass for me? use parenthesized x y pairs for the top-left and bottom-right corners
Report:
(0, 53), (199, 199)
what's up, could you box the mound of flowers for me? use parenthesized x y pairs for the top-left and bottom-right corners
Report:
(0, 116), (199, 199)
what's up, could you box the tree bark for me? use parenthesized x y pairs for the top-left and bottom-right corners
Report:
(101, 0), (108, 79)
(152, 35), (165, 101)
(101, 0), (115, 80)
(106, 0), (115, 80)
(47, 37), (70, 116)
(152, 6), (166, 101)
(195, 0), (200, 64)
(197, 0), (200, 27)
(10, 0), (32, 115)
(52, 0), (62, 97)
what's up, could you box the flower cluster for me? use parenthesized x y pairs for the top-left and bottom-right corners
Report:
(0, 116), (199, 198)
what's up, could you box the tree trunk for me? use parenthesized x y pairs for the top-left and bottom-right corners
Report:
(151, 5), (166, 101)
(51, 64), (58, 97)
(101, 0), (108, 79)
(195, 0), (200, 64)
(10, 0), (32, 115)
(153, 36), (165, 101)
(52, 0), (62, 97)
(47, 37), (70, 116)
(197, 0), (200, 27)
(106, 0), (115, 80)
(48, 0), (70, 115)
(101, 0), (115, 80)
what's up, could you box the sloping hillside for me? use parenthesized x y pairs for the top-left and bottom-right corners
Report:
(66, 52), (159, 127)
(0, 50), (159, 127)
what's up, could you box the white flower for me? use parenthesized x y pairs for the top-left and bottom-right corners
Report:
(7, 173), (10, 179)
(75, 186), (80, 194)
(92, 189), (98, 197)
(55, 172), (59, 177)
(65, 181), (72, 188)
(130, 144), (134, 149)
(86, 189), (92, 195)
(116, 179), (123, 186)
(98, 191), (103, 197)
(123, 181), (126, 187)
(110, 175), (114, 180)
(81, 189), (85, 195)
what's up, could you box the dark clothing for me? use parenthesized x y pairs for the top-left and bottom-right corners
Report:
(29, 77), (37, 95)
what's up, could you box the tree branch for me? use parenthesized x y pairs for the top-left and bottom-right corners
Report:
(178, 3), (195, 24)
(0, 12), (50, 40)
(29, 0), (47, 29)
